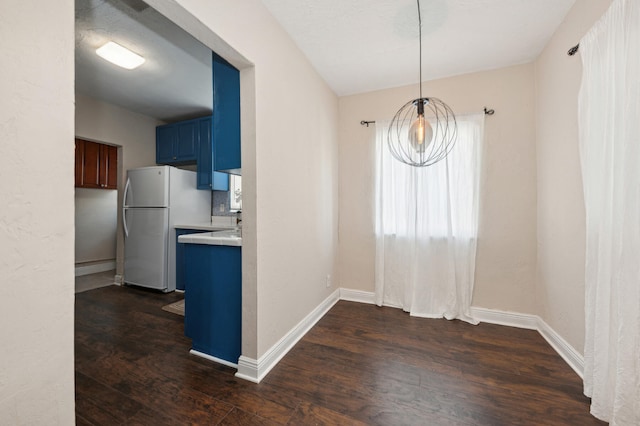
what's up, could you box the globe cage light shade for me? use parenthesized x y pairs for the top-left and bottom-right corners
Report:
(387, 97), (457, 167)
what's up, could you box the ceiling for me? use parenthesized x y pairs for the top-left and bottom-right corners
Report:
(75, 0), (213, 122)
(262, 0), (576, 96)
(75, 0), (576, 120)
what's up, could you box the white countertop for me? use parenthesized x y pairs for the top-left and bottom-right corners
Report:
(177, 229), (242, 247)
(174, 222), (236, 232)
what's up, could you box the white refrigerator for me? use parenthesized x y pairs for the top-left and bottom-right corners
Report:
(123, 166), (211, 292)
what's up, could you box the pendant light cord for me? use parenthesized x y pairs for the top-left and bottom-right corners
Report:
(417, 0), (422, 100)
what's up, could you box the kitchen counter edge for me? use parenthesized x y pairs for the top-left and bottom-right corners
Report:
(178, 230), (242, 247)
(174, 223), (237, 232)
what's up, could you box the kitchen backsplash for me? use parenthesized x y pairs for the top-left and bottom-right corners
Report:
(211, 190), (234, 217)
(211, 175), (241, 217)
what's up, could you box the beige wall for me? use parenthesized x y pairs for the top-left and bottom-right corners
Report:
(534, 0), (612, 353)
(338, 64), (539, 314)
(75, 188), (117, 264)
(0, 0), (75, 423)
(0, 1), (610, 420)
(146, 0), (340, 358)
(75, 94), (160, 278)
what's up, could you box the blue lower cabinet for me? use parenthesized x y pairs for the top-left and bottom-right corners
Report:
(175, 229), (210, 292)
(183, 244), (241, 364)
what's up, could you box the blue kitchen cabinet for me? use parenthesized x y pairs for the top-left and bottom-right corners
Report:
(156, 119), (198, 164)
(156, 125), (177, 164)
(183, 244), (241, 364)
(196, 116), (230, 191)
(177, 120), (198, 159)
(175, 228), (211, 293)
(212, 52), (241, 174)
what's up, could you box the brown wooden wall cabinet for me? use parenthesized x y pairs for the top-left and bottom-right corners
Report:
(75, 138), (117, 189)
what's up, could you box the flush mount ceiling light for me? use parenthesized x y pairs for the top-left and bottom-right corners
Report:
(96, 41), (145, 70)
(388, 0), (457, 167)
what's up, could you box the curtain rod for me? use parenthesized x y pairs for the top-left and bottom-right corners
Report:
(360, 107), (495, 127)
(568, 43), (580, 56)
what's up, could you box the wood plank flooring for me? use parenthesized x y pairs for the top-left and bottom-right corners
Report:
(75, 285), (603, 425)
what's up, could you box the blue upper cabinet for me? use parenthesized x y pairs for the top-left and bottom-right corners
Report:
(156, 119), (198, 164)
(212, 52), (241, 174)
(196, 117), (212, 188)
(196, 116), (229, 191)
(156, 125), (178, 164)
(156, 116), (227, 190)
(176, 120), (197, 160)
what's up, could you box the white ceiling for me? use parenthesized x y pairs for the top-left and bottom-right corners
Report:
(75, 0), (213, 122)
(261, 0), (576, 96)
(75, 0), (576, 120)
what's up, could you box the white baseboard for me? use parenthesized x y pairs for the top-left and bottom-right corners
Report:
(471, 306), (584, 378)
(235, 289), (341, 383)
(235, 356), (260, 383)
(470, 307), (538, 330)
(233, 288), (584, 384)
(75, 260), (116, 277)
(190, 349), (238, 369)
(339, 288), (376, 304)
(537, 317), (584, 379)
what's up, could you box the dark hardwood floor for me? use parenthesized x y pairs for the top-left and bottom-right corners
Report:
(75, 285), (603, 425)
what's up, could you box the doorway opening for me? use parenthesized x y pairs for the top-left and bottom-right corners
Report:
(74, 139), (121, 293)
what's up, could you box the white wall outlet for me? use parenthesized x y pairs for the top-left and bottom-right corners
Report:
(325, 274), (331, 288)
(219, 203), (225, 212)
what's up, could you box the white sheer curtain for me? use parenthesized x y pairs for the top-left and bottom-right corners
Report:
(579, 0), (640, 424)
(374, 113), (484, 324)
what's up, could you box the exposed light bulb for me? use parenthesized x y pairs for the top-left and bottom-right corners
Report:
(408, 114), (433, 153)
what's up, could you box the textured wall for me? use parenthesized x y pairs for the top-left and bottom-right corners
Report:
(0, 0), (76, 423)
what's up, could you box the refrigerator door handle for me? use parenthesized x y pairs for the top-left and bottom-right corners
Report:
(123, 177), (131, 238)
(123, 177), (131, 207)
(123, 208), (130, 238)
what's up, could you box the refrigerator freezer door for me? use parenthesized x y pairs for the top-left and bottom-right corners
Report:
(124, 207), (169, 290)
(124, 166), (170, 208)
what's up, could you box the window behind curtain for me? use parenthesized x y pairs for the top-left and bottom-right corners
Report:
(375, 114), (484, 240)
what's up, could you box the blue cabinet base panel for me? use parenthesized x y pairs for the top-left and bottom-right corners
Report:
(190, 349), (239, 369)
(184, 244), (241, 365)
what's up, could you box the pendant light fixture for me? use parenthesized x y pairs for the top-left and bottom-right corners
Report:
(388, 0), (457, 167)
